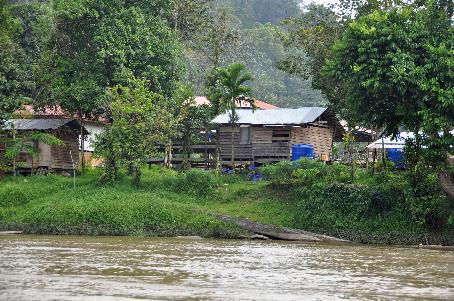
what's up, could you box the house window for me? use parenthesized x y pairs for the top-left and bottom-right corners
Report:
(240, 126), (251, 144)
(272, 129), (290, 143)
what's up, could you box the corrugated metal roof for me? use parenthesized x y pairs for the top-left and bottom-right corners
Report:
(4, 119), (76, 130)
(367, 131), (454, 149)
(212, 107), (327, 125)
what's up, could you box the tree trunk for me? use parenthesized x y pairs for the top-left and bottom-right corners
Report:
(132, 164), (141, 187)
(98, 136), (118, 185)
(349, 144), (354, 182)
(79, 115), (85, 174)
(381, 135), (386, 171)
(12, 130), (16, 177)
(231, 122), (235, 170)
(127, 163), (134, 175)
(168, 140), (172, 168)
(372, 149), (376, 174)
(439, 170), (454, 199)
(204, 127), (208, 170)
(215, 129), (221, 171)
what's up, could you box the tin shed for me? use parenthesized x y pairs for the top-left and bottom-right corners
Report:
(2, 119), (88, 171)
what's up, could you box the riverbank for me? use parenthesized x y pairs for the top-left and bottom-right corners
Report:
(1, 163), (453, 245)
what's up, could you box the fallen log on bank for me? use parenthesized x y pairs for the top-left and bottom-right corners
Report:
(0, 231), (23, 235)
(214, 214), (349, 243)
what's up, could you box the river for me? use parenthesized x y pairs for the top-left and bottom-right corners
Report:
(0, 235), (453, 300)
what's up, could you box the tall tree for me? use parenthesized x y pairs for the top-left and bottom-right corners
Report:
(9, 1), (56, 104)
(321, 1), (453, 192)
(40, 0), (183, 171)
(212, 63), (253, 169)
(105, 78), (176, 186)
(0, 0), (28, 125)
(171, 86), (212, 170)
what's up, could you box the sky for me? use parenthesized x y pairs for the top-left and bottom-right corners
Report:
(300, 0), (338, 10)
(300, 0), (345, 14)
(307, 0), (336, 5)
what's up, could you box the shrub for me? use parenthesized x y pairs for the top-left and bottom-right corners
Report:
(292, 161), (351, 186)
(260, 159), (351, 188)
(259, 160), (297, 186)
(402, 168), (453, 231)
(297, 183), (400, 220)
(175, 169), (217, 197)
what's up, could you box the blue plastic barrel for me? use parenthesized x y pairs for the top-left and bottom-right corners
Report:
(387, 148), (405, 168)
(292, 144), (315, 161)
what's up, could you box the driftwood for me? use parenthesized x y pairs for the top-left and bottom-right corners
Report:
(214, 214), (349, 243)
(0, 231), (23, 235)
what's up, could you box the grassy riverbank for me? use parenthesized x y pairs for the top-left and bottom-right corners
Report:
(1, 162), (453, 245)
(0, 170), (244, 238)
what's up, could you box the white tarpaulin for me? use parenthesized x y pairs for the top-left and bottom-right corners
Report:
(367, 131), (454, 149)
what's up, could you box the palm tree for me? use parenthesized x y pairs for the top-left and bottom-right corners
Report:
(217, 63), (253, 170)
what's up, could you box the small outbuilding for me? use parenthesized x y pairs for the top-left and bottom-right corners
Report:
(212, 107), (344, 165)
(1, 119), (87, 171)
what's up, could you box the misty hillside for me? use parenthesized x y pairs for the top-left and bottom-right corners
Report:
(186, 0), (326, 107)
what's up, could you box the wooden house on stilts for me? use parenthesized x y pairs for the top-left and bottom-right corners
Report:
(1, 119), (88, 172)
(212, 107), (344, 166)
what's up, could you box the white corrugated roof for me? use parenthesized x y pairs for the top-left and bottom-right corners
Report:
(3, 119), (89, 135)
(212, 107), (327, 125)
(367, 131), (454, 149)
(4, 119), (74, 130)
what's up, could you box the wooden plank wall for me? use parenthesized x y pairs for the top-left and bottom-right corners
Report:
(291, 125), (333, 159)
(219, 124), (333, 163)
(219, 126), (252, 160)
(49, 129), (79, 170)
(252, 127), (291, 161)
(0, 129), (79, 171)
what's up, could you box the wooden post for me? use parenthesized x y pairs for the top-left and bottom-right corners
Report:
(79, 114), (85, 174)
(381, 136), (386, 171)
(12, 129), (16, 177)
(204, 127), (208, 170)
(69, 150), (75, 188)
(230, 105), (236, 171)
(215, 129), (221, 171)
(231, 123), (235, 169)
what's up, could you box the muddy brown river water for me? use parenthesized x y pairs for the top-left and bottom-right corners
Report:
(0, 235), (453, 300)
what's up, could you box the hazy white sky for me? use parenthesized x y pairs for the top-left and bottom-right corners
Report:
(304, 0), (336, 5)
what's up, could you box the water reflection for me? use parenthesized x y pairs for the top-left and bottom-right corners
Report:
(0, 235), (453, 300)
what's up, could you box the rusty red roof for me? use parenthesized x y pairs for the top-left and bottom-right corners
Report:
(192, 96), (278, 109)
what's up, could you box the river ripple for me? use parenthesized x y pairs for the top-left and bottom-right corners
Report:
(0, 235), (453, 300)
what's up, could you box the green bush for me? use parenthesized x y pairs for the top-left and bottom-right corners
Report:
(174, 169), (217, 197)
(322, 183), (399, 217)
(259, 160), (297, 186)
(402, 169), (453, 231)
(292, 161), (351, 186)
(260, 159), (350, 187)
